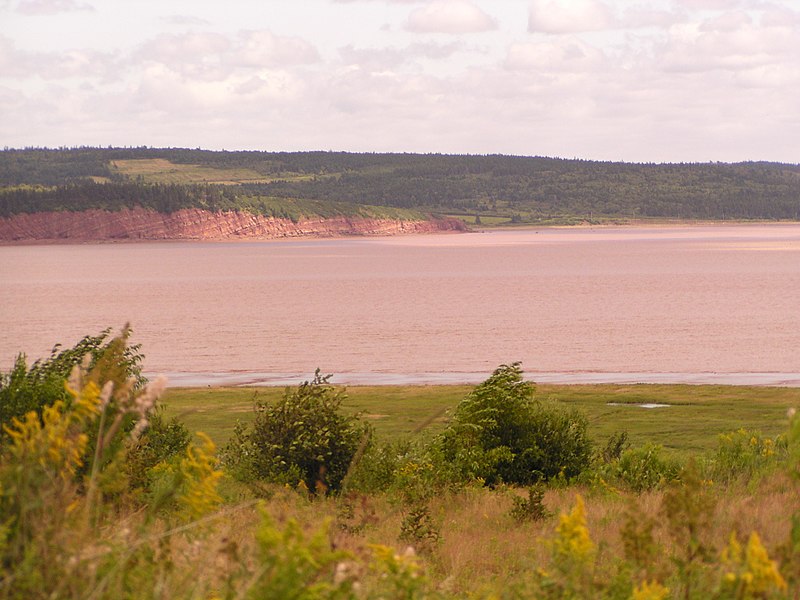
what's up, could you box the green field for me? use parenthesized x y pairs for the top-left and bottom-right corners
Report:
(109, 158), (275, 184)
(162, 383), (800, 456)
(108, 158), (338, 185)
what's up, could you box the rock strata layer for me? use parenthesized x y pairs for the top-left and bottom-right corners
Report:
(0, 208), (466, 242)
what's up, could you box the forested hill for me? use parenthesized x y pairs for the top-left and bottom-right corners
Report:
(2, 147), (800, 223)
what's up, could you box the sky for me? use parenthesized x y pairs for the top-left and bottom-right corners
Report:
(1, 0), (799, 163)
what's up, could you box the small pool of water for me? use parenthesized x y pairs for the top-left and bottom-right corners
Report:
(607, 402), (671, 409)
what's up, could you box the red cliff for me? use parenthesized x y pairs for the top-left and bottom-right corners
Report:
(0, 208), (466, 242)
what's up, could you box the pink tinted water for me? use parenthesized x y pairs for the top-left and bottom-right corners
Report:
(1, 225), (799, 384)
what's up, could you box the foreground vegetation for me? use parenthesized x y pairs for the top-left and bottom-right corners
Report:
(3, 147), (800, 223)
(1, 331), (799, 598)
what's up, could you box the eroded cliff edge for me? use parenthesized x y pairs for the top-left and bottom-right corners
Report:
(0, 208), (467, 242)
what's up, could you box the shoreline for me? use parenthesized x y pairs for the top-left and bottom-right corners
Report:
(0, 208), (466, 245)
(4, 218), (800, 246)
(473, 218), (800, 232)
(152, 370), (800, 388)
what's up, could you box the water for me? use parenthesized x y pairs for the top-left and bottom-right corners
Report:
(2, 224), (799, 386)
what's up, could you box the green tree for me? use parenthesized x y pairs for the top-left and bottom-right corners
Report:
(224, 370), (369, 494)
(439, 363), (592, 485)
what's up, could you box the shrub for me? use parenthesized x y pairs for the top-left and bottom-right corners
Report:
(438, 363), (592, 485)
(125, 407), (192, 492)
(223, 370), (370, 494)
(0, 325), (146, 434)
(346, 439), (426, 498)
(662, 462), (717, 599)
(601, 431), (630, 463)
(711, 428), (786, 483)
(613, 444), (681, 493)
(399, 505), (440, 553)
(509, 484), (550, 523)
(244, 509), (352, 599)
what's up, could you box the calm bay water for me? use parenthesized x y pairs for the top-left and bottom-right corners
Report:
(2, 225), (800, 386)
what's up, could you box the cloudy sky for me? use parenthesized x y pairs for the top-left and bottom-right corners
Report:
(1, 0), (799, 162)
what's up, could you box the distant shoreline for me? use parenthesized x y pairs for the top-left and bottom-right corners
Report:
(4, 216), (800, 246)
(0, 208), (465, 245)
(154, 370), (800, 388)
(473, 218), (800, 232)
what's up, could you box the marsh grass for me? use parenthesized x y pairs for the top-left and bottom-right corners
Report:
(162, 383), (800, 455)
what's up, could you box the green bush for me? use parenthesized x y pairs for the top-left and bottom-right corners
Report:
(125, 407), (192, 492)
(711, 428), (786, 483)
(438, 363), (592, 486)
(0, 326), (146, 434)
(612, 444), (681, 492)
(0, 328), (190, 506)
(509, 484), (550, 523)
(223, 370), (370, 494)
(346, 439), (413, 495)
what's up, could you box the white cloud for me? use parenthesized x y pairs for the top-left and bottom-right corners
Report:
(0, 34), (120, 80)
(136, 32), (230, 80)
(231, 30), (319, 68)
(135, 30), (319, 81)
(130, 63), (304, 116)
(528, 0), (614, 34)
(338, 41), (461, 69)
(333, 0), (421, 3)
(161, 15), (211, 26)
(15, 0), (92, 15)
(528, 0), (682, 34)
(405, 0), (497, 34)
(621, 6), (683, 29)
(505, 38), (606, 72)
(3, 0), (800, 161)
(658, 19), (800, 73)
(699, 10), (752, 31)
(760, 4), (800, 27)
(139, 32), (230, 64)
(672, 0), (746, 9)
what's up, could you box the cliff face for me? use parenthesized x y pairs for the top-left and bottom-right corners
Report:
(0, 208), (466, 242)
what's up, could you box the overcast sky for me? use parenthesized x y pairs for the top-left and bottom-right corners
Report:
(1, 0), (799, 162)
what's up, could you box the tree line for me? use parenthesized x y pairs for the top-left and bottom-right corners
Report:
(2, 147), (799, 221)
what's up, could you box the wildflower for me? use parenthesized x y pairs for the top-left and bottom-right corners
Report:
(553, 494), (595, 565)
(176, 432), (223, 521)
(744, 532), (787, 594)
(721, 531), (743, 565)
(720, 531), (787, 596)
(4, 378), (101, 481)
(632, 580), (670, 600)
(67, 363), (82, 394)
(370, 544), (421, 579)
(130, 418), (149, 440)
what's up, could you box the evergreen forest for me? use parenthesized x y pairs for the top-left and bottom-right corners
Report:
(2, 147), (799, 223)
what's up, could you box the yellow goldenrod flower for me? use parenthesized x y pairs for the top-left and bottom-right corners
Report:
(721, 531), (787, 597)
(554, 494), (595, 565)
(632, 579), (670, 600)
(176, 432), (223, 521)
(744, 532), (787, 594)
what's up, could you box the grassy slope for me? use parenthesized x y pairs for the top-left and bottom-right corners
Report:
(161, 383), (800, 456)
(110, 158), (277, 185)
(109, 158), (340, 186)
